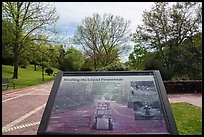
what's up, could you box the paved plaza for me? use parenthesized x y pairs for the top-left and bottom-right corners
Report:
(2, 81), (202, 135)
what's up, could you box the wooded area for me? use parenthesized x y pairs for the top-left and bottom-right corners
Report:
(2, 2), (202, 81)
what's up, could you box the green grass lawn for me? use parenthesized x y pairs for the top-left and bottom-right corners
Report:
(2, 64), (61, 90)
(171, 102), (202, 135)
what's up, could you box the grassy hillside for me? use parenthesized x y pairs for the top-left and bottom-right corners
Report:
(2, 64), (61, 90)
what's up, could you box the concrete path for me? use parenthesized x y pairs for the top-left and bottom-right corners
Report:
(2, 81), (202, 135)
(168, 93), (202, 108)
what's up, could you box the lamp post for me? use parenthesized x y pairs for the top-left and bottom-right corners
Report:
(41, 51), (45, 82)
(41, 48), (54, 82)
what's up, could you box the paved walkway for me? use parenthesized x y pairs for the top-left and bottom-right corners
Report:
(2, 81), (53, 135)
(168, 93), (202, 108)
(2, 81), (202, 135)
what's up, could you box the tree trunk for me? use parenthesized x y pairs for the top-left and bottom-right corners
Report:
(34, 64), (37, 71)
(13, 13), (20, 79)
(93, 51), (97, 70)
(12, 45), (19, 79)
(93, 58), (97, 71)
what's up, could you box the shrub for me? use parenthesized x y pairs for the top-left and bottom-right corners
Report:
(96, 63), (129, 71)
(45, 67), (53, 75)
(106, 63), (128, 71)
(2, 56), (13, 65)
(20, 65), (26, 68)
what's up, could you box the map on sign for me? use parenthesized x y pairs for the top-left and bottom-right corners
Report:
(37, 71), (178, 135)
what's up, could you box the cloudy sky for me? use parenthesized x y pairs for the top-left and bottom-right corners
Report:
(53, 2), (156, 62)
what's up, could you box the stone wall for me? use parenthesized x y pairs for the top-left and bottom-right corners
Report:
(163, 80), (202, 94)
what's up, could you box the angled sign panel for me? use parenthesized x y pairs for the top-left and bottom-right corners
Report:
(37, 70), (178, 135)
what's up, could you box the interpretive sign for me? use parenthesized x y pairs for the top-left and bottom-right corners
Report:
(37, 71), (178, 135)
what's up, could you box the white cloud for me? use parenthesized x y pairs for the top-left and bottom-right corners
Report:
(53, 2), (155, 62)
(54, 2), (154, 33)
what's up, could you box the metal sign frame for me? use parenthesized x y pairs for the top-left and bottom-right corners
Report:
(37, 70), (178, 135)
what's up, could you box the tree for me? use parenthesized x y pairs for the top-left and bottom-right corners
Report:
(143, 51), (172, 80)
(80, 56), (94, 71)
(48, 44), (66, 69)
(29, 43), (42, 71)
(65, 47), (84, 71)
(2, 19), (15, 65)
(2, 2), (59, 79)
(57, 45), (66, 71)
(73, 13), (131, 70)
(96, 62), (129, 71)
(59, 47), (84, 71)
(175, 32), (202, 79)
(128, 44), (150, 70)
(131, 2), (202, 79)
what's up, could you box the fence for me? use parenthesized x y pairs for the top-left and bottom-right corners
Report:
(163, 80), (202, 94)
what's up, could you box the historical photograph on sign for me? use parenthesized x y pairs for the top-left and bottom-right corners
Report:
(46, 76), (169, 134)
(130, 81), (162, 120)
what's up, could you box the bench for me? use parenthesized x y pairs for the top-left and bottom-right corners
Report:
(2, 78), (15, 89)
